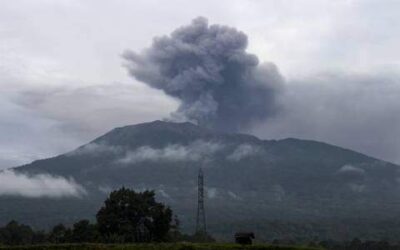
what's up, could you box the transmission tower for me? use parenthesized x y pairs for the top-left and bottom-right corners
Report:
(196, 168), (207, 234)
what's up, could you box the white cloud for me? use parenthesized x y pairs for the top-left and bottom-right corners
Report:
(118, 140), (223, 164)
(207, 187), (218, 199)
(0, 170), (86, 198)
(337, 164), (366, 184)
(338, 165), (366, 175)
(227, 144), (263, 161)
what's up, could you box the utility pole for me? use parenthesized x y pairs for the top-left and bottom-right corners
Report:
(196, 168), (206, 234)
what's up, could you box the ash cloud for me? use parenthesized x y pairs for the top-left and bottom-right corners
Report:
(0, 170), (86, 198)
(123, 17), (283, 132)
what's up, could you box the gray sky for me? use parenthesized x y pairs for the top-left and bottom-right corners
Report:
(1, 0), (400, 169)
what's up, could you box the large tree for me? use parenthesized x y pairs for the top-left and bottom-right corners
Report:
(96, 187), (172, 242)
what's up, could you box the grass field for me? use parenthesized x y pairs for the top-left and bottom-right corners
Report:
(0, 243), (323, 250)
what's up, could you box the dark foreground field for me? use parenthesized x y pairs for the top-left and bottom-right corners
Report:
(0, 243), (321, 250)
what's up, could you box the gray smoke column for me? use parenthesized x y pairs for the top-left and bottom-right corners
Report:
(123, 17), (283, 132)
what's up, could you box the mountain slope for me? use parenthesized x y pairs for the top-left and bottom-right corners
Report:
(2, 120), (400, 240)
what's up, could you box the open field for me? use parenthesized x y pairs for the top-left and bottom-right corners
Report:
(0, 243), (322, 250)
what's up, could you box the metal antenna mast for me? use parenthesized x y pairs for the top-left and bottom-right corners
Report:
(196, 168), (206, 234)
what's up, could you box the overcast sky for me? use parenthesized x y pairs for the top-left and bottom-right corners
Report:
(1, 0), (400, 169)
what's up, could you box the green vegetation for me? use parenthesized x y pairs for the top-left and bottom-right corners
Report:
(2, 187), (399, 249)
(97, 188), (172, 242)
(0, 188), (216, 246)
(0, 243), (321, 250)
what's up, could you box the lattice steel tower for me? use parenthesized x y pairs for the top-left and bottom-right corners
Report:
(196, 168), (206, 234)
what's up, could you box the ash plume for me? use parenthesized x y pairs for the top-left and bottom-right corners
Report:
(123, 17), (283, 132)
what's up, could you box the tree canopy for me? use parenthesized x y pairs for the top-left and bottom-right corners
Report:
(96, 187), (172, 243)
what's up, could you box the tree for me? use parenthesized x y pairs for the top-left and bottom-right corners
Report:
(48, 224), (72, 243)
(96, 187), (173, 242)
(71, 220), (99, 243)
(0, 220), (34, 245)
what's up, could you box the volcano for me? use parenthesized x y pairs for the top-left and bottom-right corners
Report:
(2, 120), (400, 240)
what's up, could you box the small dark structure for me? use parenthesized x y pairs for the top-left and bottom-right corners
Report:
(234, 232), (255, 245)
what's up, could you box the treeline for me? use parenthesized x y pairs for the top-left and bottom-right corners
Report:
(0, 188), (214, 246)
(0, 220), (97, 245)
(0, 220), (214, 246)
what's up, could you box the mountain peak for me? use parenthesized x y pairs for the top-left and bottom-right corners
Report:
(114, 120), (207, 133)
(92, 120), (260, 148)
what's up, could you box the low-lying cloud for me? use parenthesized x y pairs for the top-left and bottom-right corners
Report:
(227, 144), (263, 161)
(337, 164), (366, 183)
(117, 141), (267, 164)
(0, 170), (86, 198)
(118, 140), (223, 164)
(338, 165), (366, 175)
